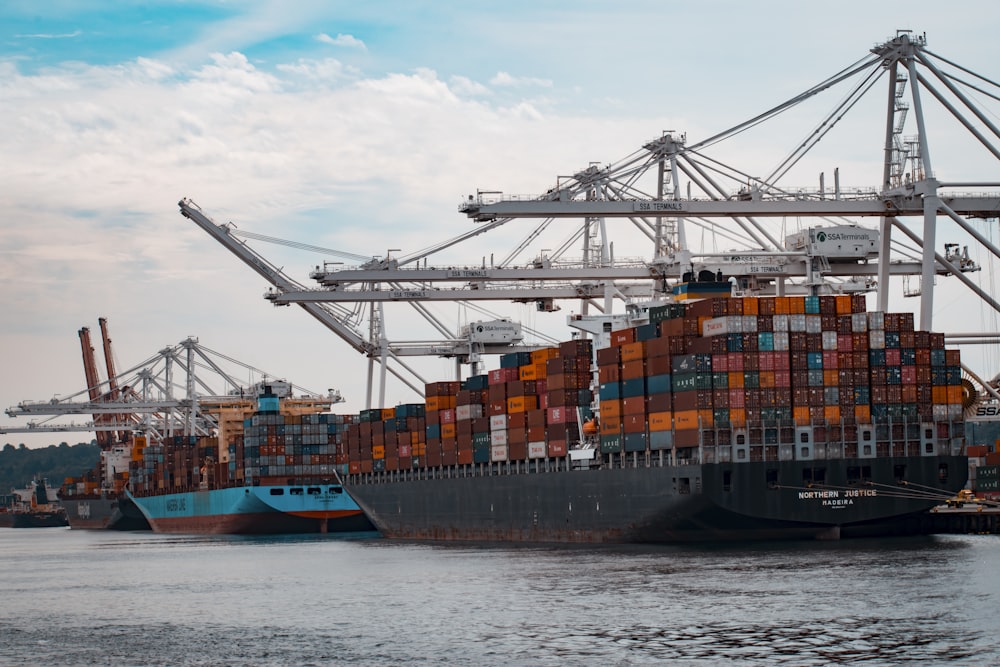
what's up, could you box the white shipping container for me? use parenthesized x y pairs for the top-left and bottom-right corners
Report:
(742, 315), (758, 333)
(490, 429), (508, 446)
(789, 314), (807, 332)
(851, 313), (868, 332)
(490, 415), (507, 431)
(456, 404), (484, 421)
(868, 311), (885, 330)
(869, 330), (886, 350)
(528, 441), (547, 459)
(805, 315), (823, 334)
(773, 331), (790, 351)
(822, 331), (838, 350)
(772, 314), (789, 332)
(491, 444), (509, 462)
(702, 316), (737, 337)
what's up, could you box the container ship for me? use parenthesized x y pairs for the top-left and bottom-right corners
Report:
(336, 293), (968, 543)
(126, 384), (374, 535)
(59, 442), (150, 530)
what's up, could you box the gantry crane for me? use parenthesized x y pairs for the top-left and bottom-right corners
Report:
(4, 335), (341, 458)
(182, 31), (1000, 407)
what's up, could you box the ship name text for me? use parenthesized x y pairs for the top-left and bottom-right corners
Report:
(798, 488), (877, 507)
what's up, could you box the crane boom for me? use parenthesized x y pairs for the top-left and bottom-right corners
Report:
(78, 326), (111, 447)
(178, 198), (373, 355)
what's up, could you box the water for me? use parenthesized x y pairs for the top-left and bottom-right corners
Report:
(1, 528), (998, 666)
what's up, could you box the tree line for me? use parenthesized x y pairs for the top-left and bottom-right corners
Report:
(0, 441), (101, 496)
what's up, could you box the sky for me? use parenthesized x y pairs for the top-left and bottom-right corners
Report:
(2, 0), (1000, 448)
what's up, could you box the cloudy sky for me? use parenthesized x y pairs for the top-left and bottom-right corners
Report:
(2, 1), (999, 448)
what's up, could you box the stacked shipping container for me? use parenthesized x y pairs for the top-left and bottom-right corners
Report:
(594, 294), (965, 461)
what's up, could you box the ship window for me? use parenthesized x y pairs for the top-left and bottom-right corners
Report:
(723, 470), (732, 492)
(766, 468), (778, 489)
(799, 431), (810, 444)
(925, 442), (935, 454)
(894, 464), (907, 483)
(802, 468), (826, 485)
(736, 447), (747, 461)
(862, 429), (873, 442)
(847, 466), (872, 483)
(307, 487), (321, 495)
(329, 487), (343, 494)
(678, 477), (691, 495)
(925, 428), (933, 439)
(736, 433), (746, 445)
(269, 489), (285, 496)
(290, 488), (304, 495)
(938, 463), (949, 482)
(863, 445), (873, 456)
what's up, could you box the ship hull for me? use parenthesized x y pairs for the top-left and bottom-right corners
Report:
(127, 485), (374, 535)
(10, 510), (69, 529)
(344, 454), (967, 543)
(61, 496), (151, 531)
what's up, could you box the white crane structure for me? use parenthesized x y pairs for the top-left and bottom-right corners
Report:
(182, 31), (1000, 410)
(2, 336), (341, 441)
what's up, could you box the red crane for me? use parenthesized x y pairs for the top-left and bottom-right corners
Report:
(79, 326), (112, 448)
(98, 317), (130, 443)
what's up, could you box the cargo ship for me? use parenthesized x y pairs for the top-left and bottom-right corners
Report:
(59, 442), (150, 530)
(2, 479), (69, 528)
(336, 294), (968, 543)
(126, 384), (374, 535)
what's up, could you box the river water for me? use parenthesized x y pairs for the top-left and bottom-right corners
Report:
(1, 528), (997, 666)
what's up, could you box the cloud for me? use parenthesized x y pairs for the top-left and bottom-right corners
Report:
(15, 30), (82, 39)
(490, 71), (553, 88)
(449, 75), (491, 97)
(277, 58), (360, 83)
(316, 33), (367, 50)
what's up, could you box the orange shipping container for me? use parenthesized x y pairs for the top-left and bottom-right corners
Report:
(674, 410), (699, 430)
(648, 411), (672, 432)
(854, 405), (871, 422)
(425, 395), (456, 411)
(835, 295), (853, 315)
(518, 365), (538, 381)
(600, 417), (622, 435)
(824, 406), (841, 422)
(742, 297), (759, 316)
(507, 396), (538, 413)
(372, 445), (386, 459)
(729, 408), (747, 426)
(620, 341), (646, 363)
(601, 400), (622, 419)
(698, 409), (715, 428)
(793, 406), (811, 426)
(530, 347), (559, 364)
(441, 423), (457, 439)
(381, 408), (396, 420)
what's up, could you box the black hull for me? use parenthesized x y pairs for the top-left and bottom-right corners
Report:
(344, 454), (968, 544)
(11, 510), (69, 529)
(62, 496), (151, 531)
